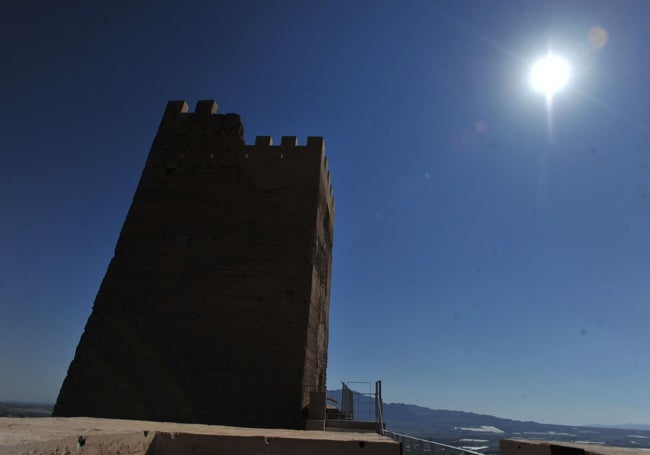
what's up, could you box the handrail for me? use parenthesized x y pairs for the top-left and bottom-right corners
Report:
(384, 430), (487, 455)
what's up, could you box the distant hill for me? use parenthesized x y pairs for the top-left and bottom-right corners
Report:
(327, 389), (650, 453)
(0, 402), (53, 418)
(589, 424), (650, 431)
(383, 402), (581, 435)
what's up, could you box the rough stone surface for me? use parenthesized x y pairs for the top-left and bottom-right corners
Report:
(53, 100), (335, 429)
(0, 417), (399, 455)
(501, 439), (650, 455)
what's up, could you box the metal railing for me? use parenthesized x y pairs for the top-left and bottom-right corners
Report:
(332, 381), (485, 455)
(375, 380), (384, 430)
(331, 381), (378, 421)
(384, 431), (487, 455)
(341, 382), (354, 420)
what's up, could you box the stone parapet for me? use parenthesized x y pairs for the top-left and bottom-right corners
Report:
(501, 439), (650, 455)
(0, 417), (399, 455)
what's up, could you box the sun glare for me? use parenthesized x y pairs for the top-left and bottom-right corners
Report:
(530, 54), (571, 101)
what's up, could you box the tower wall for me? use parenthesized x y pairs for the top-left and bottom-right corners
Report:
(53, 100), (334, 429)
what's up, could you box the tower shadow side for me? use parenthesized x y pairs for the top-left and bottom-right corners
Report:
(53, 100), (335, 429)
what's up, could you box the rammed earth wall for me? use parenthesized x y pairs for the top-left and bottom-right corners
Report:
(53, 100), (334, 429)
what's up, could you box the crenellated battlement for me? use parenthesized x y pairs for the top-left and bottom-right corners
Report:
(162, 99), (216, 116)
(156, 100), (244, 142)
(245, 135), (334, 216)
(146, 101), (334, 215)
(251, 135), (324, 151)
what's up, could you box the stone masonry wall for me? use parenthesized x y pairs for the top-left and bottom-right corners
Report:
(53, 100), (335, 429)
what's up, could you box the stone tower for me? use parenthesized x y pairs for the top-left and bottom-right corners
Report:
(53, 100), (334, 429)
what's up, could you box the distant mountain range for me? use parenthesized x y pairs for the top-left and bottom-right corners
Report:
(0, 402), (52, 418)
(327, 389), (650, 453)
(589, 424), (650, 431)
(384, 402), (565, 434)
(382, 401), (650, 435)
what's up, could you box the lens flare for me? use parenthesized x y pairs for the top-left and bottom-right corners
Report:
(588, 25), (608, 49)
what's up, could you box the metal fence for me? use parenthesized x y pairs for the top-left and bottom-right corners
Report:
(384, 431), (486, 455)
(340, 382), (354, 420)
(331, 381), (382, 422)
(333, 382), (484, 455)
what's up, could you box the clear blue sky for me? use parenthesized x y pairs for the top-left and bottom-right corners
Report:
(2, 0), (650, 427)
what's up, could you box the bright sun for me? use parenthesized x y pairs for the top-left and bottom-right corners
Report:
(530, 54), (571, 100)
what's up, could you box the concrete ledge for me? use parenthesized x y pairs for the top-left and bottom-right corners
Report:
(502, 439), (650, 455)
(0, 417), (400, 455)
(326, 420), (384, 433)
(306, 419), (326, 431)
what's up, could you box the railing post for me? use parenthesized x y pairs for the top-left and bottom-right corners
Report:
(341, 382), (354, 420)
(375, 380), (384, 433)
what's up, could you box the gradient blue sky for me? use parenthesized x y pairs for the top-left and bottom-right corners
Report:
(2, 1), (650, 426)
